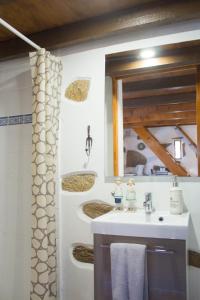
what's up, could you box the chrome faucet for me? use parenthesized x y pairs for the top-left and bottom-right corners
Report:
(143, 193), (153, 214)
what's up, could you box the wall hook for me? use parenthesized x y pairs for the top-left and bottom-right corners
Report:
(85, 125), (93, 157)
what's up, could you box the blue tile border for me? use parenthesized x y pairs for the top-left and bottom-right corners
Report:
(0, 117), (8, 126)
(0, 114), (32, 126)
(23, 114), (32, 124)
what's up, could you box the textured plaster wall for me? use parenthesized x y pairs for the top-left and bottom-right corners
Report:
(58, 28), (200, 300)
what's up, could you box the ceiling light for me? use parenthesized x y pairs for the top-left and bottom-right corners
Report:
(140, 49), (155, 59)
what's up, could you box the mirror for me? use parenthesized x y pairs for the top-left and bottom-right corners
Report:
(105, 40), (200, 178)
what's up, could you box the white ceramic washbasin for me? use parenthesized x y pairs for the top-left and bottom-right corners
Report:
(91, 210), (190, 240)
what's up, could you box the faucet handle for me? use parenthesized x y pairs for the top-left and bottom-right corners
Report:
(145, 192), (152, 201)
(144, 193), (154, 214)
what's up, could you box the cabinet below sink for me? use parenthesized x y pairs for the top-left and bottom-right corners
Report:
(92, 211), (189, 300)
(94, 234), (187, 300)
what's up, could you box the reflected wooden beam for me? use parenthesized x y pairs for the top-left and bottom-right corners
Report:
(123, 74), (195, 92)
(124, 99), (196, 126)
(176, 126), (197, 149)
(124, 109), (196, 126)
(124, 102), (195, 114)
(123, 93), (195, 107)
(196, 66), (200, 176)
(124, 85), (195, 100)
(122, 66), (196, 82)
(112, 78), (119, 176)
(124, 119), (195, 127)
(134, 127), (188, 176)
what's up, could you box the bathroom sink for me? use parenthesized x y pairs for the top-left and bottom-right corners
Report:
(91, 210), (190, 240)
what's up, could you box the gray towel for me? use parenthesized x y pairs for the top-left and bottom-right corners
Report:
(110, 243), (148, 300)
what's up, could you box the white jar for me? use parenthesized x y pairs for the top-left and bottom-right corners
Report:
(170, 188), (183, 215)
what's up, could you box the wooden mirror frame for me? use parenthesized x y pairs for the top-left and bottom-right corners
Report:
(105, 40), (200, 176)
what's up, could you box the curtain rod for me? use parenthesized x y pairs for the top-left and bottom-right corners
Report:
(0, 18), (41, 51)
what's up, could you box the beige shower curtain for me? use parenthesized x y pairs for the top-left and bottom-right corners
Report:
(30, 49), (62, 300)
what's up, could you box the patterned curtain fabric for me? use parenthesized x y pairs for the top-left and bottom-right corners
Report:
(29, 49), (62, 300)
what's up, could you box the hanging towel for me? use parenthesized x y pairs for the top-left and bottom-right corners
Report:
(110, 243), (148, 300)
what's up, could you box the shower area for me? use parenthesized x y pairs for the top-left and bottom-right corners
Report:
(0, 57), (32, 299)
(0, 19), (62, 300)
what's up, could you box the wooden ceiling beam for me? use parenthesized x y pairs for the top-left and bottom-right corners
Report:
(133, 127), (188, 176)
(123, 102), (196, 126)
(124, 111), (196, 125)
(0, 0), (155, 42)
(124, 102), (195, 115)
(106, 41), (200, 77)
(124, 85), (195, 100)
(1, 0), (200, 60)
(123, 93), (195, 107)
(176, 126), (197, 149)
(121, 66), (196, 82)
(124, 119), (196, 127)
(123, 74), (195, 92)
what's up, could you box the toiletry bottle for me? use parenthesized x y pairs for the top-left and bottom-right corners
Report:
(170, 176), (183, 215)
(125, 179), (136, 211)
(112, 177), (123, 210)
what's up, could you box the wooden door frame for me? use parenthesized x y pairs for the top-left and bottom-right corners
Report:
(112, 78), (119, 176)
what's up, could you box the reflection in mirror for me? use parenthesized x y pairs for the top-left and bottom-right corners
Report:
(105, 41), (200, 177)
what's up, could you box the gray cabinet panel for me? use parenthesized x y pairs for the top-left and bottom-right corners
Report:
(94, 234), (187, 300)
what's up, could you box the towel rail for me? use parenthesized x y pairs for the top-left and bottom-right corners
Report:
(99, 244), (175, 255)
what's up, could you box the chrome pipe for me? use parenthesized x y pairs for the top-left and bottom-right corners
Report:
(0, 18), (41, 50)
(100, 244), (175, 255)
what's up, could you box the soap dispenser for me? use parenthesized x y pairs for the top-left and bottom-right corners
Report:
(170, 176), (183, 215)
(111, 177), (123, 210)
(125, 179), (136, 211)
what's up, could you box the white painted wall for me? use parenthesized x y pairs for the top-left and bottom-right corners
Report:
(58, 28), (200, 300)
(0, 58), (32, 300)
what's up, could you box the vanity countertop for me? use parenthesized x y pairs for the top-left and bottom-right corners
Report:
(91, 210), (190, 240)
